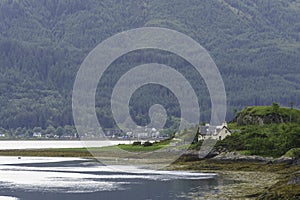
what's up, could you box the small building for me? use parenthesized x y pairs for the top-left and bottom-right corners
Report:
(198, 122), (232, 141)
(151, 131), (160, 138)
(33, 132), (42, 138)
(126, 131), (133, 137)
(137, 132), (149, 139)
(0, 133), (5, 137)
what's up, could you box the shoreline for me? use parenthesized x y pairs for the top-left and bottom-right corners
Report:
(0, 148), (299, 199)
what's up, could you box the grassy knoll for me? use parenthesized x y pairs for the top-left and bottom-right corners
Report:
(237, 105), (300, 123)
(219, 106), (300, 158)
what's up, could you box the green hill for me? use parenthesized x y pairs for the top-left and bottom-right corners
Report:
(234, 104), (300, 125)
(0, 0), (299, 134)
(216, 105), (300, 157)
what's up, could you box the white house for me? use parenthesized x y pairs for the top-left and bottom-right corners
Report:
(33, 132), (42, 138)
(0, 133), (5, 137)
(198, 122), (232, 141)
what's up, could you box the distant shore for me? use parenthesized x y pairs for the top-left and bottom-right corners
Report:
(0, 140), (134, 150)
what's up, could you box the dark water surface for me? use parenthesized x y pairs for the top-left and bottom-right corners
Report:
(0, 157), (220, 200)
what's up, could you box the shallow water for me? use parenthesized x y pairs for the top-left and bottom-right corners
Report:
(0, 157), (219, 200)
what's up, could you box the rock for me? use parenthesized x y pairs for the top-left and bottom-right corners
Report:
(205, 150), (220, 158)
(273, 156), (293, 165)
(211, 152), (273, 163)
(236, 113), (287, 126)
(293, 158), (300, 165)
(288, 176), (300, 185)
(179, 151), (201, 162)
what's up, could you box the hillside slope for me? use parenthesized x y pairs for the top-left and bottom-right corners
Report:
(0, 0), (299, 131)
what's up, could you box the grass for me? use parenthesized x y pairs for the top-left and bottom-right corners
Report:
(239, 106), (300, 123)
(284, 148), (300, 159)
(117, 144), (166, 152)
(114, 139), (171, 152)
(0, 148), (93, 157)
(0, 139), (174, 156)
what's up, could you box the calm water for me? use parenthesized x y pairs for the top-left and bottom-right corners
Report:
(0, 157), (221, 200)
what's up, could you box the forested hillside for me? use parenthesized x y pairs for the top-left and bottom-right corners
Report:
(0, 0), (300, 136)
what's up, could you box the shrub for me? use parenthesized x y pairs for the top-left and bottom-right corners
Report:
(132, 141), (141, 146)
(142, 141), (153, 147)
(284, 148), (300, 159)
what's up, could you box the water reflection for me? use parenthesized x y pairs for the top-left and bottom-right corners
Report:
(0, 157), (219, 200)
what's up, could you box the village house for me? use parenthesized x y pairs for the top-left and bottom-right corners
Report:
(198, 122), (232, 141)
(33, 132), (42, 138)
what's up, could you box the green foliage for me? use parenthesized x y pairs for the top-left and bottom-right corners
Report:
(132, 141), (142, 146)
(272, 102), (280, 114)
(217, 122), (300, 157)
(216, 132), (245, 151)
(235, 105), (300, 125)
(55, 126), (64, 138)
(118, 142), (167, 152)
(284, 148), (300, 159)
(142, 141), (153, 147)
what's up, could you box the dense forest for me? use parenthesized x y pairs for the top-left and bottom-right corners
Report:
(0, 0), (300, 137)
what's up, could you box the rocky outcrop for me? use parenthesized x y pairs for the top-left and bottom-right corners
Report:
(179, 150), (300, 165)
(236, 113), (288, 126)
(288, 176), (300, 185)
(273, 156), (294, 165)
(211, 152), (273, 163)
(210, 152), (300, 165)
